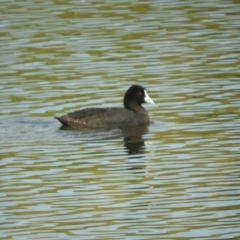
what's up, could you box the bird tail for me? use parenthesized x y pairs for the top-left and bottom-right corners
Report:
(54, 116), (67, 125)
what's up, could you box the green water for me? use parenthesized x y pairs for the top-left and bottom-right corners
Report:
(1, 0), (240, 239)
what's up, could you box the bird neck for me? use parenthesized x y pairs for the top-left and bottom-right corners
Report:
(124, 101), (146, 114)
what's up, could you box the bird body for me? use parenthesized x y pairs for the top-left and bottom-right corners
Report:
(54, 85), (154, 129)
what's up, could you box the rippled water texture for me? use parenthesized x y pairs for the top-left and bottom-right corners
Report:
(1, 0), (240, 239)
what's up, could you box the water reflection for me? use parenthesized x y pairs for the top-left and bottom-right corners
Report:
(59, 124), (149, 156)
(121, 125), (148, 156)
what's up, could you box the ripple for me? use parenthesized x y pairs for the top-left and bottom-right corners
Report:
(1, 0), (240, 239)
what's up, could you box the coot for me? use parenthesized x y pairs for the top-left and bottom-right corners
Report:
(54, 85), (154, 128)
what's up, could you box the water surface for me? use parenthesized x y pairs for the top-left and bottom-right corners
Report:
(1, 0), (240, 239)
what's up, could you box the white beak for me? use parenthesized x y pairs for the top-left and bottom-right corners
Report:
(144, 90), (154, 104)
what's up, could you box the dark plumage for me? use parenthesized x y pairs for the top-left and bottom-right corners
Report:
(54, 85), (154, 128)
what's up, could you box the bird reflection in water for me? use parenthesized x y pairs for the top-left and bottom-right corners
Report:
(59, 124), (149, 157)
(121, 125), (148, 156)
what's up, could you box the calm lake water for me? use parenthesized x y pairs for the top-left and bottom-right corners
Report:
(1, 0), (240, 239)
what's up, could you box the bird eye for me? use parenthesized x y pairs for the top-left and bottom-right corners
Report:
(138, 91), (142, 95)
